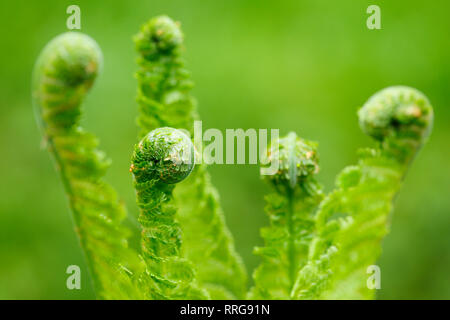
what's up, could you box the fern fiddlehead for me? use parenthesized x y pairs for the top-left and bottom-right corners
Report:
(131, 127), (208, 299)
(292, 86), (434, 299)
(250, 132), (323, 299)
(134, 16), (247, 299)
(33, 32), (142, 299)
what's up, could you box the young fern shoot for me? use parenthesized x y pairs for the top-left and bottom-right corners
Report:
(33, 20), (434, 301)
(33, 32), (142, 299)
(134, 16), (247, 299)
(292, 86), (434, 299)
(130, 127), (208, 299)
(250, 132), (323, 299)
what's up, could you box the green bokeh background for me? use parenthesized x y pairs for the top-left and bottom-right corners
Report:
(0, 0), (448, 299)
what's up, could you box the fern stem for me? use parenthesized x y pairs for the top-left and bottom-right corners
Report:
(286, 188), (296, 291)
(286, 131), (298, 290)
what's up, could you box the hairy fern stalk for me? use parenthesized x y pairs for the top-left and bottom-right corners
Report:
(34, 16), (433, 300)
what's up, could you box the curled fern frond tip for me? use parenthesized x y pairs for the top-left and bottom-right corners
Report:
(36, 32), (102, 88)
(358, 86), (433, 143)
(135, 15), (183, 58)
(262, 131), (319, 189)
(131, 127), (195, 184)
(33, 32), (103, 132)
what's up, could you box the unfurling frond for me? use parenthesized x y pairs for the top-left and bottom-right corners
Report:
(33, 32), (142, 299)
(131, 127), (208, 299)
(34, 18), (434, 301)
(292, 86), (433, 299)
(134, 16), (247, 299)
(250, 132), (323, 299)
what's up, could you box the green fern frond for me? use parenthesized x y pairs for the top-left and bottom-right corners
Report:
(250, 132), (324, 299)
(134, 16), (247, 299)
(34, 22), (434, 301)
(130, 127), (208, 299)
(292, 86), (434, 299)
(33, 32), (143, 299)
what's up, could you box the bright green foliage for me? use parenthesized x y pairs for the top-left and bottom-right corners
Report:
(130, 127), (208, 299)
(33, 20), (433, 301)
(291, 86), (433, 299)
(250, 132), (323, 299)
(134, 16), (247, 299)
(33, 32), (142, 299)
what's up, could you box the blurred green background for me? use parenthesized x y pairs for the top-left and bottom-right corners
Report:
(0, 0), (449, 299)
